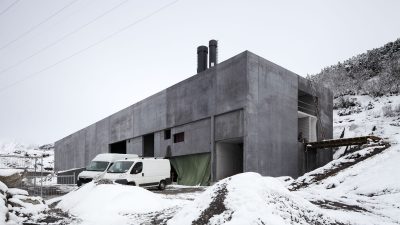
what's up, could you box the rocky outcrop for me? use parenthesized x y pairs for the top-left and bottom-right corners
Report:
(0, 169), (25, 188)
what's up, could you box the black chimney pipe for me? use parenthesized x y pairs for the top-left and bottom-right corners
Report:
(209, 40), (218, 68)
(197, 45), (208, 73)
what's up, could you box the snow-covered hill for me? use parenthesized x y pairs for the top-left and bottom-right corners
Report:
(313, 38), (400, 97)
(0, 141), (54, 171)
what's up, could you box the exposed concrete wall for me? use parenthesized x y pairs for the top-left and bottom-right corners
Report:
(214, 110), (244, 141)
(84, 124), (96, 164)
(54, 50), (333, 178)
(55, 52), (249, 171)
(94, 117), (110, 155)
(127, 136), (142, 155)
(169, 118), (211, 157)
(133, 91), (167, 137)
(155, 130), (172, 158)
(166, 71), (215, 126)
(110, 106), (133, 144)
(215, 54), (248, 115)
(245, 51), (299, 178)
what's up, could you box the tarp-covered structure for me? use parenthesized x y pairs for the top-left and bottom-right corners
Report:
(169, 153), (211, 186)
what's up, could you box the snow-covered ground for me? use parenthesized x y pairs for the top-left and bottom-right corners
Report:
(2, 94), (400, 225)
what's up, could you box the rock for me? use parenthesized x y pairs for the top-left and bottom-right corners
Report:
(8, 198), (23, 208)
(0, 169), (25, 188)
(21, 197), (42, 205)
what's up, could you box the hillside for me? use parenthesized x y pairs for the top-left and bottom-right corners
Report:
(312, 38), (400, 97)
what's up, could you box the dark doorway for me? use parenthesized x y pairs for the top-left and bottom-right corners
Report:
(143, 133), (154, 157)
(170, 163), (178, 182)
(109, 140), (126, 154)
(305, 148), (317, 172)
(215, 138), (244, 181)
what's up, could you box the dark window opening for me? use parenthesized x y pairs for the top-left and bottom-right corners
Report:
(109, 140), (127, 154)
(298, 90), (317, 116)
(143, 133), (154, 157)
(305, 149), (317, 172)
(164, 129), (171, 140)
(173, 132), (184, 143)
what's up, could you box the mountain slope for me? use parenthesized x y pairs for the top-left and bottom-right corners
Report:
(313, 38), (400, 97)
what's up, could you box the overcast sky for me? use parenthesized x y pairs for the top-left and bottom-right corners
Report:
(0, 0), (400, 144)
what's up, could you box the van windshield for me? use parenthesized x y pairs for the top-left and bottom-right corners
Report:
(86, 161), (109, 171)
(107, 161), (134, 173)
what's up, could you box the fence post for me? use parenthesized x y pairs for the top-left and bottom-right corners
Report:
(73, 172), (76, 185)
(40, 156), (43, 198)
(34, 158), (37, 190)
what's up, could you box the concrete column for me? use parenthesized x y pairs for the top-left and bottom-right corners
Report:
(210, 115), (215, 182)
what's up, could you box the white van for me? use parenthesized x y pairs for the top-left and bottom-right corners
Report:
(77, 153), (138, 186)
(102, 158), (171, 190)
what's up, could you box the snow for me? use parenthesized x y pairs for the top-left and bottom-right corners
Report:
(7, 188), (28, 196)
(169, 172), (340, 225)
(0, 196), (6, 224)
(333, 95), (400, 145)
(0, 181), (8, 224)
(57, 182), (183, 225)
(0, 169), (23, 177)
(0, 181), (8, 194)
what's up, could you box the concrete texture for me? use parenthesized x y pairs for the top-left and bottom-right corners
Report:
(214, 110), (244, 141)
(55, 50), (333, 180)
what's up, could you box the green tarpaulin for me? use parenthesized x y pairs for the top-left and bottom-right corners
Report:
(170, 153), (211, 186)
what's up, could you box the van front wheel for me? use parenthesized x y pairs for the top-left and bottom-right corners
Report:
(158, 180), (166, 190)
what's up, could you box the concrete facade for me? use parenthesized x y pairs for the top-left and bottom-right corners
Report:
(55, 51), (333, 179)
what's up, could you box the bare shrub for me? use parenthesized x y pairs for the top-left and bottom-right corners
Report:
(334, 97), (360, 109)
(382, 105), (396, 117)
(394, 104), (400, 113)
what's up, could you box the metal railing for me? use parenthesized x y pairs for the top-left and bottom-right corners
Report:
(17, 174), (76, 199)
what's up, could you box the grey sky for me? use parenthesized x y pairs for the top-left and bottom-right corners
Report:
(0, 0), (399, 144)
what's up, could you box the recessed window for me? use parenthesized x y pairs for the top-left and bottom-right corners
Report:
(164, 129), (171, 140)
(173, 132), (184, 143)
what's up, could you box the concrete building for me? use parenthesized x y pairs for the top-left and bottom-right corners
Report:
(55, 41), (333, 185)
